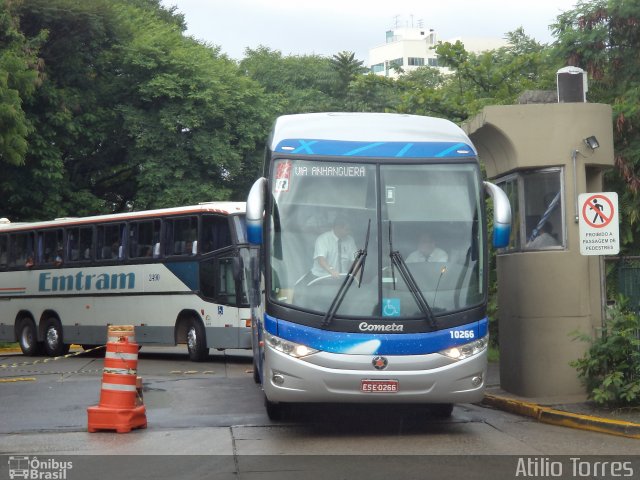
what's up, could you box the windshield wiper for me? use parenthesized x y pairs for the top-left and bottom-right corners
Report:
(388, 222), (437, 330)
(321, 219), (371, 328)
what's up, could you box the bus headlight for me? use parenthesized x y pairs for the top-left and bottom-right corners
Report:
(264, 331), (318, 358)
(440, 334), (488, 360)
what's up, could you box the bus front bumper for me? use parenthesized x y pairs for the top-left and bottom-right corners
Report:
(262, 346), (488, 404)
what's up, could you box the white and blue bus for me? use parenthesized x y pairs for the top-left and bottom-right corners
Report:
(244, 113), (511, 419)
(0, 202), (250, 361)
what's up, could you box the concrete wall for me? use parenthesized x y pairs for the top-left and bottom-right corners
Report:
(464, 103), (614, 397)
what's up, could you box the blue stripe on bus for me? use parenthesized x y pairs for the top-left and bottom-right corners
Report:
(275, 140), (475, 159)
(264, 314), (488, 356)
(164, 261), (199, 290)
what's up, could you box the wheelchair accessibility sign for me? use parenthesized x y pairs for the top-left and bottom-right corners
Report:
(382, 298), (401, 317)
(578, 192), (619, 255)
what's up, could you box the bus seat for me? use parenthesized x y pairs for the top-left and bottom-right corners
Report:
(191, 240), (198, 255)
(153, 243), (160, 258)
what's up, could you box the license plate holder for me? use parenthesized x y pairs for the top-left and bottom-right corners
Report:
(360, 379), (399, 393)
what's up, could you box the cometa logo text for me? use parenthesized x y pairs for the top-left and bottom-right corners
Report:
(358, 322), (404, 332)
(39, 272), (136, 292)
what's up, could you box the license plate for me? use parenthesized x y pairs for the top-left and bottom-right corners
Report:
(361, 379), (399, 393)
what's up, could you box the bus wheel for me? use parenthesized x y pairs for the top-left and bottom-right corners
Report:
(429, 403), (454, 418)
(186, 317), (209, 362)
(265, 397), (287, 421)
(17, 318), (42, 356)
(43, 318), (70, 357)
(252, 356), (261, 384)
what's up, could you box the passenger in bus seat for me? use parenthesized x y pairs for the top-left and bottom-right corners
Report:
(406, 232), (448, 263)
(54, 248), (63, 266)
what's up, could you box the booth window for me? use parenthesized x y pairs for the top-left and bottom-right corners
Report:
(495, 168), (565, 252)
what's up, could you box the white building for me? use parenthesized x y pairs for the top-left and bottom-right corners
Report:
(369, 27), (508, 78)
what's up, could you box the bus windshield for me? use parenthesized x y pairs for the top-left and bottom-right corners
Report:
(268, 159), (484, 320)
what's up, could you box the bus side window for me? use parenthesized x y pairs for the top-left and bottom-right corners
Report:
(66, 227), (92, 262)
(129, 220), (160, 258)
(0, 235), (7, 268)
(97, 223), (126, 261)
(201, 215), (232, 253)
(10, 232), (35, 268)
(37, 229), (63, 265)
(199, 256), (238, 305)
(165, 216), (197, 256)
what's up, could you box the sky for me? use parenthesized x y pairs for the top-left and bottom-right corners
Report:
(159, 0), (579, 63)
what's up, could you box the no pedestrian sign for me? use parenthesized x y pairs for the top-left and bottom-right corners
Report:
(578, 192), (619, 255)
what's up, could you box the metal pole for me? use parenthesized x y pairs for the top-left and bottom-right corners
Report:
(599, 255), (607, 329)
(572, 149), (579, 223)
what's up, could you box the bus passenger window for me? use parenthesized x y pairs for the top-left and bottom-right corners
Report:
(0, 235), (7, 268)
(164, 216), (197, 256)
(201, 215), (231, 253)
(10, 232), (35, 268)
(97, 223), (126, 261)
(38, 229), (63, 265)
(67, 227), (93, 262)
(129, 220), (161, 258)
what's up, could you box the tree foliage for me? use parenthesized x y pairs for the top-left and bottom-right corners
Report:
(1, 0), (272, 220)
(0, 0), (42, 166)
(571, 298), (640, 407)
(401, 29), (559, 122)
(553, 0), (640, 251)
(240, 46), (338, 114)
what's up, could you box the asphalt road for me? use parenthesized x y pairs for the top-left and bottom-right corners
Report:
(1, 347), (638, 479)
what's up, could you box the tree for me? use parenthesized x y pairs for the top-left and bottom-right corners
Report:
(0, 0), (42, 167)
(2, 0), (272, 220)
(240, 46), (337, 113)
(401, 29), (558, 122)
(553, 0), (640, 250)
(329, 50), (367, 99)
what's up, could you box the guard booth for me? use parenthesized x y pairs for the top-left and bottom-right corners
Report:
(464, 100), (615, 397)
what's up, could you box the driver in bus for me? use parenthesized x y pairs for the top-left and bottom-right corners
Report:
(310, 215), (357, 279)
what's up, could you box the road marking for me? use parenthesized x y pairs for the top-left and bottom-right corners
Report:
(0, 377), (36, 383)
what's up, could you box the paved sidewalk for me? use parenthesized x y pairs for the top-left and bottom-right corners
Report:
(483, 362), (640, 439)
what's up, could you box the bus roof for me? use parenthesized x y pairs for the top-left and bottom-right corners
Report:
(268, 112), (476, 156)
(0, 202), (245, 232)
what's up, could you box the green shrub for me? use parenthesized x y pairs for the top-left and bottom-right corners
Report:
(571, 298), (640, 407)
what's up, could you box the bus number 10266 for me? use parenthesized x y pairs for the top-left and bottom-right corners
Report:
(450, 330), (475, 339)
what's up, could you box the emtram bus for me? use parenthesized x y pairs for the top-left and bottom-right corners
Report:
(0, 202), (250, 361)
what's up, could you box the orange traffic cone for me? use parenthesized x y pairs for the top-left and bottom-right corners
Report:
(87, 325), (147, 433)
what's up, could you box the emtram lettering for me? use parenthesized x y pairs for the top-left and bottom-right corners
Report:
(39, 271), (135, 292)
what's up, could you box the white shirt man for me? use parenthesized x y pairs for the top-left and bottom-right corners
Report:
(406, 233), (448, 263)
(311, 220), (357, 278)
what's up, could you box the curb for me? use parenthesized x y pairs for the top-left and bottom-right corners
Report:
(483, 393), (640, 439)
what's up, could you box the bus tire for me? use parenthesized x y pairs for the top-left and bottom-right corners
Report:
(186, 317), (209, 362)
(429, 403), (454, 418)
(42, 317), (70, 357)
(17, 318), (42, 356)
(264, 397), (287, 421)
(252, 356), (261, 384)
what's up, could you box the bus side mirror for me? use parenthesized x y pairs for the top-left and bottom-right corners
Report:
(246, 177), (266, 245)
(484, 181), (512, 248)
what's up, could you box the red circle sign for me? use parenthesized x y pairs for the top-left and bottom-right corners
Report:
(582, 194), (614, 228)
